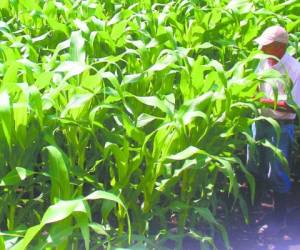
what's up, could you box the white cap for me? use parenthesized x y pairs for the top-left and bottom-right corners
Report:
(254, 26), (288, 46)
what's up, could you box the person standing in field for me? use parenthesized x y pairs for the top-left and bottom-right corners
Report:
(247, 25), (300, 234)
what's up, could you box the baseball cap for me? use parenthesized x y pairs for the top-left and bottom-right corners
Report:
(254, 26), (288, 46)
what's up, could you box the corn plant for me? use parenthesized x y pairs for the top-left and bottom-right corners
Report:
(0, 0), (299, 249)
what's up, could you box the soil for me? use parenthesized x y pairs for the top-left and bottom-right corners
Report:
(218, 132), (300, 250)
(172, 176), (300, 250)
(220, 142), (300, 250)
(176, 179), (300, 250)
(216, 178), (300, 250)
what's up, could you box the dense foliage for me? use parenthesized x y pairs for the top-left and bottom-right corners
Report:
(0, 0), (300, 249)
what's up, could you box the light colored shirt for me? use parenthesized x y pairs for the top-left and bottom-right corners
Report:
(256, 52), (300, 120)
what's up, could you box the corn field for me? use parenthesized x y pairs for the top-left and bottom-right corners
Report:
(0, 0), (299, 249)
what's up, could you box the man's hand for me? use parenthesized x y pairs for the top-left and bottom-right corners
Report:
(260, 97), (294, 112)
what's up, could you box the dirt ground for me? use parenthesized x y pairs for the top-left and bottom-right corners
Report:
(179, 177), (300, 250)
(221, 132), (300, 250)
(223, 141), (300, 250)
(223, 178), (300, 250)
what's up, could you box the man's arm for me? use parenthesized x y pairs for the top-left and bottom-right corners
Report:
(260, 97), (294, 112)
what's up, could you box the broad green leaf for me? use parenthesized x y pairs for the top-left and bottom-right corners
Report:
(47, 18), (69, 35)
(44, 224), (74, 249)
(41, 200), (84, 224)
(10, 224), (44, 250)
(35, 72), (53, 89)
(0, 91), (13, 150)
(0, 235), (4, 250)
(2, 64), (18, 90)
(61, 93), (94, 117)
(137, 113), (161, 128)
(194, 207), (229, 249)
(0, 0), (9, 9)
(89, 223), (108, 236)
(85, 190), (131, 242)
(134, 96), (170, 114)
(13, 102), (28, 147)
(147, 53), (177, 73)
(74, 19), (89, 34)
(261, 139), (289, 175)
(85, 190), (123, 204)
(70, 31), (86, 63)
(55, 61), (88, 80)
(226, 0), (254, 13)
(74, 212), (90, 250)
(111, 20), (127, 41)
(10, 189), (128, 249)
(168, 146), (208, 161)
(44, 146), (71, 201)
(0, 167), (35, 186)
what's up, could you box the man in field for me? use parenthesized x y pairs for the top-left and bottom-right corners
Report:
(247, 25), (300, 234)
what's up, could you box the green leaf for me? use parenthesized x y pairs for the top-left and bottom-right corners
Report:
(194, 207), (230, 249)
(0, 91), (13, 150)
(44, 146), (71, 201)
(85, 190), (123, 204)
(10, 189), (127, 249)
(85, 190), (131, 243)
(168, 146), (208, 161)
(61, 93), (94, 117)
(2, 64), (18, 90)
(0, 0), (9, 9)
(111, 20), (127, 41)
(13, 102), (27, 147)
(74, 212), (90, 250)
(261, 139), (289, 175)
(0, 235), (4, 250)
(89, 223), (108, 236)
(134, 95), (170, 114)
(70, 31), (86, 63)
(47, 18), (69, 36)
(10, 224), (44, 250)
(35, 72), (53, 89)
(0, 167), (35, 186)
(41, 200), (84, 224)
(74, 19), (90, 34)
(55, 61), (88, 81)
(137, 113), (160, 128)
(147, 53), (176, 73)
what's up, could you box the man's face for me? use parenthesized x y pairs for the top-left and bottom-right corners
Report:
(261, 42), (286, 56)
